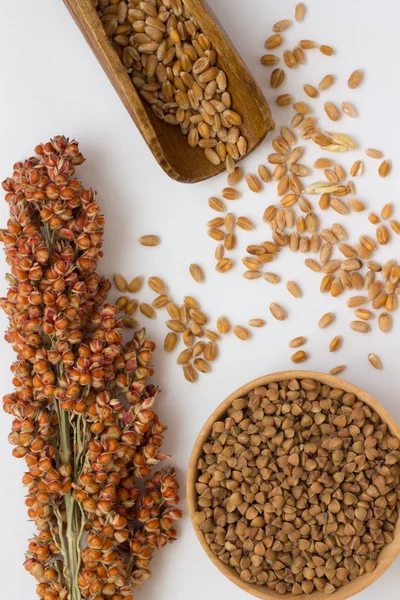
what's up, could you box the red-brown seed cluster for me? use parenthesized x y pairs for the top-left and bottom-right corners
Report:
(0, 137), (181, 600)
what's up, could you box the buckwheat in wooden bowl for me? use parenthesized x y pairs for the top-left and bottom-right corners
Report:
(187, 371), (400, 599)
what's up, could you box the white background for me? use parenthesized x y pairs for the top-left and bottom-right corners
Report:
(0, 1), (399, 598)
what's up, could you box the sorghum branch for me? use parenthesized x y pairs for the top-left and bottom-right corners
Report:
(0, 136), (181, 600)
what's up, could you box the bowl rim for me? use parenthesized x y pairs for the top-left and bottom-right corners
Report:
(187, 370), (400, 600)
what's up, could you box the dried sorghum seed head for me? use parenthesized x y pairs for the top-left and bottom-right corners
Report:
(0, 136), (181, 600)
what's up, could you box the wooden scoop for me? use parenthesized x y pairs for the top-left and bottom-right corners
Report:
(62, 0), (274, 183)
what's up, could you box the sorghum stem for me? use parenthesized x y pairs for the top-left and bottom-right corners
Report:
(58, 407), (72, 467)
(58, 404), (82, 600)
(65, 494), (82, 600)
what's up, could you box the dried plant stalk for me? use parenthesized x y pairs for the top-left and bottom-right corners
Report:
(0, 137), (181, 600)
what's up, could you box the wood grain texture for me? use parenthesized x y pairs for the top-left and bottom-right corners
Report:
(187, 370), (400, 600)
(61, 0), (274, 183)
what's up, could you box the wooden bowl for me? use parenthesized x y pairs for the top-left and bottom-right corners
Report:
(62, 0), (274, 183)
(187, 371), (400, 600)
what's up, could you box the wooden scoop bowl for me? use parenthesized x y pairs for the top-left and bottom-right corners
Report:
(62, 0), (274, 183)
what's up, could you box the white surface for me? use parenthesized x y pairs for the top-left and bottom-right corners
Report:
(0, 0), (399, 598)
